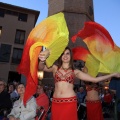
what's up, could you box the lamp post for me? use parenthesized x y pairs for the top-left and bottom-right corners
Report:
(37, 71), (44, 84)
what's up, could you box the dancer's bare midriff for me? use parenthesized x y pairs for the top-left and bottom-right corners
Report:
(53, 81), (76, 98)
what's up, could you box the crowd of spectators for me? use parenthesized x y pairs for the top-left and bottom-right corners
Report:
(0, 78), (117, 120)
(0, 79), (54, 120)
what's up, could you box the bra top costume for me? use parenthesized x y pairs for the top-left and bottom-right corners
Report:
(54, 68), (75, 84)
(86, 83), (99, 92)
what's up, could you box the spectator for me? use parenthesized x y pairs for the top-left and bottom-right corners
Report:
(8, 83), (37, 120)
(103, 89), (112, 104)
(35, 84), (49, 120)
(98, 88), (104, 102)
(11, 80), (19, 99)
(8, 83), (18, 102)
(109, 77), (120, 119)
(77, 86), (86, 104)
(77, 86), (86, 120)
(8, 83), (15, 94)
(102, 89), (113, 117)
(0, 79), (12, 119)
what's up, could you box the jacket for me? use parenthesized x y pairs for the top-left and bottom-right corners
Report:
(8, 96), (37, 120)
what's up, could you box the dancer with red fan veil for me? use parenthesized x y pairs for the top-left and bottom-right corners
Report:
(17, 12), (69, 105)
(71, 21), (120, 120)
(38, 46), (120, 120)
(72, 47), (104, 120)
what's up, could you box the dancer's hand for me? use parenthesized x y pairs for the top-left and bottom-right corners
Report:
(38, 49), (50, 62)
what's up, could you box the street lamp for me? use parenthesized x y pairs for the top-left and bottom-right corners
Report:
(37, 71), (44, 80)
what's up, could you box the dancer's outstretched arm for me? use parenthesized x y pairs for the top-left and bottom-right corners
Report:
(75, 69), (120, 83)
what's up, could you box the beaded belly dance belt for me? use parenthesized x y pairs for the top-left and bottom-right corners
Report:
(52, 96), (77, 103)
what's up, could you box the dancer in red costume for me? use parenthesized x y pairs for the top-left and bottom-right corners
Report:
(86, 82), (104, 120)
(38, 47), (120, 120)
(82, 66), (104, 120)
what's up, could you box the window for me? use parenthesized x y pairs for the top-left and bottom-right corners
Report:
(6, 10), (18, 16)
(0, 44), (11, 62)
(0, 26), (2, 37)
(0, 8), (5, 17)
(18, 13), (28, 22)
(15, 29), (25, 44)
(8, 71), (21, 83)
(12, 48), (23, 64)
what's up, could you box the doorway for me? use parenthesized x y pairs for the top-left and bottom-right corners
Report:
(8, 71), (21, 83)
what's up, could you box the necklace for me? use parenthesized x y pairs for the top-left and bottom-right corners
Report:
(61, 66), (70, 72)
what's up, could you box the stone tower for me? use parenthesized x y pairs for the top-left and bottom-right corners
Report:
(42, 0), (94, 86)
(48, 0), (94, 48)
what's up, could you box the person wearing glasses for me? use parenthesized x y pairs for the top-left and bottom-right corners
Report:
(8, 83), (37, 120)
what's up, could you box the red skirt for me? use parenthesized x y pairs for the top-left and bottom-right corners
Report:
(86, 100), (104, 120)
(51, 96), (78, 120)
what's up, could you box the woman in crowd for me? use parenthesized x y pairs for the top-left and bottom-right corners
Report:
(35, 84), (49, 120)
(7, 83), (17, 102)
(8, 83), (15, 95)
(38, 47), (120, 120)
(103, 89), (113, 105)
(8, 83), (37, 120)
(102, 88), (113, 116)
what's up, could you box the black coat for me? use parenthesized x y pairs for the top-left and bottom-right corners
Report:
(0, 90), (12, 116)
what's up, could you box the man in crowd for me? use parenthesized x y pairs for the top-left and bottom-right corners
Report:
(0, 79), (12, 119)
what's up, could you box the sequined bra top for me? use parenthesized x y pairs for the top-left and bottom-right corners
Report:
(54, 68), (75, 84)
(86, 83), (99, 92)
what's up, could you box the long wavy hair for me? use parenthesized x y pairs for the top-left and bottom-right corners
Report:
(57, 47), (74, 69)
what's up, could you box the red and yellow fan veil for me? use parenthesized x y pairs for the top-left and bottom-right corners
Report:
(72, 21), (120, 77)
(72, 46), (100, 77)
(17, 12), (69, 104)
